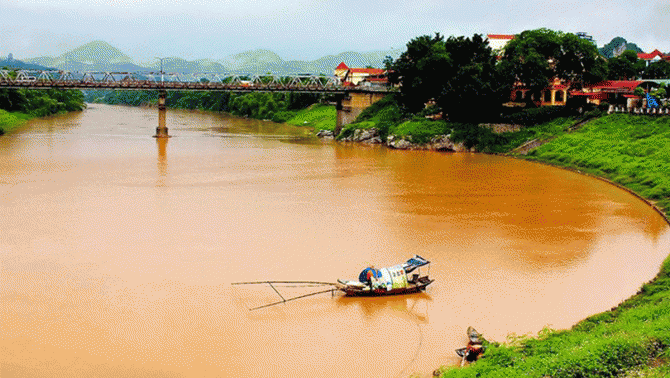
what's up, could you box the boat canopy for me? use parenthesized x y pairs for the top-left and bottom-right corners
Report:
(358, 267), (382, 282)
(402, 255), (430, 273)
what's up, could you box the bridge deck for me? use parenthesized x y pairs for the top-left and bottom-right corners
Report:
(0, 70), (391, 94)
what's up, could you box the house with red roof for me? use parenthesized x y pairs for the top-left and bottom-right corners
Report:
(570, 80), (645, 107)
(334, 62), (386, 86)
(637, 50), (670, 66)
(487, 34), (515, 54)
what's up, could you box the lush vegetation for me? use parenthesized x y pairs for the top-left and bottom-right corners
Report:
(436, 239), (670, 378)
(499, 29), (606, 91)
(525, 114), (670, 214)
(85, 90), (326, 124)
(0, 88), (85, 135)
(431, 114), (670, 377)
(284, 103), (336, 130)
(385, 33), (508, 121)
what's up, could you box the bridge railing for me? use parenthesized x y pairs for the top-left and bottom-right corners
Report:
(0, 70), (392, 93)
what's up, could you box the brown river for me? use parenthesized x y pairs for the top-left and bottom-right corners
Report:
(2, 104), (669, 378)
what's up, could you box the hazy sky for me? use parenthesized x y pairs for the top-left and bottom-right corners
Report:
(1, 0), (669, 63)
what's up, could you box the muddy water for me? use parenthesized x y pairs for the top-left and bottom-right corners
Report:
(1, 104), (669, 378)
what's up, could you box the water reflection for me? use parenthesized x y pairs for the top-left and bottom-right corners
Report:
(336, 292), (432, 323)
(156, 137), (168, 187)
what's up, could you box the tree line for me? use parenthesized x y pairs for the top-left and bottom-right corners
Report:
(84, 90), (327, 123)
(385, 28), (670, 123)
(0, 87), (86, 135)
(0, 88), (85, 117)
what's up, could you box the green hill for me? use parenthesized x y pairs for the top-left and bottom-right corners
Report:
(23, 41), (399, 74)
(599, 37), (645, 58)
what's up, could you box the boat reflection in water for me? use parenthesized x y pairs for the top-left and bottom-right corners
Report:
(336, 291), (432, 323)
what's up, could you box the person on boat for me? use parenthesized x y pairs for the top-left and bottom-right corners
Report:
(455, 327), (485, 365)
(366, 269), (374, 287)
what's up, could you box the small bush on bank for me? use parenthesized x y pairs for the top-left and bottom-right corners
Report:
(501, 106), (568, 126)
(345, 94), (408, 140)
(271, 110), (297, 123)
(286, 104), (336, 131)
(389, 119), (451, 144)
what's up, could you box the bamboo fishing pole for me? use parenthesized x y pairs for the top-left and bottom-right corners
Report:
(248, 288), (337, 311)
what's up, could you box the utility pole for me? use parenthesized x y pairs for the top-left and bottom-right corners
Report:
(155, 57), (167, 83)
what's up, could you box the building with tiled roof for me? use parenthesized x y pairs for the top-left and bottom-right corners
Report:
(487, 34), (515, 53)
(638, 49), (670, 66)
(333, 62), (386, 86)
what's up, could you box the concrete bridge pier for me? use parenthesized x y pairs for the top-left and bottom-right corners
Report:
(154, 90), (170, 138)
(335, 95), (345, 137)
(334, 92), (386, 137)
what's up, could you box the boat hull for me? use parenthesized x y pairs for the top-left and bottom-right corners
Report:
(338, 278), (434, 297)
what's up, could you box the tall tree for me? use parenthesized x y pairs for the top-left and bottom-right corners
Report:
(386, 33), (451, 112)
(607, 50), (645, 80)
(386, 33), (506, 120)
(438, 34), (508, 121)
(642, 60), (670, 79)
(498, 28), (606, 92)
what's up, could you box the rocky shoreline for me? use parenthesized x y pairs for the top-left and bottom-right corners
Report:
(316, 128), (475, 152)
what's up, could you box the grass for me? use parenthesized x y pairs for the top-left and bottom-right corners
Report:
(0, 110), (33, 135)
(436, 257), (670, 377)
(285, 103), (336, 131)
(435, 114), (670, 377)
(523, 115), (670, 215)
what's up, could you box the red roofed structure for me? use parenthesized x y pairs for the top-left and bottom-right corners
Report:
(333, 62), (387, 87)
(637, 49), (670, 66)
(487, 34), (515, 53)
(335, 62), (349, 71)
(570, 80), (644, 107)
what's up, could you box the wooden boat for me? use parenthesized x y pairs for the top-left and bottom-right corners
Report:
(335, 255), (434, 296)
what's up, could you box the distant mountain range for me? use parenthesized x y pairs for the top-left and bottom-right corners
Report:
(6, 37), (664, 75)
(1, 57), (51, 70)
(19, 40), (402, 75)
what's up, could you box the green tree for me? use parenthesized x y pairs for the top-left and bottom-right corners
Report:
(386, 33), (506, 120)
(386, 33), (451, 112)
(438, 34), (508, 121)
(642, 60), (670, 79)
(607, 50), (645, 80)
(499, 29), (606, 92)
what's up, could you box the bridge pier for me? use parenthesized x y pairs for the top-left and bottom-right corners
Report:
(335, 95), (344, 137)
(154, 90), (170, 138)
(334, 92), (386, 137)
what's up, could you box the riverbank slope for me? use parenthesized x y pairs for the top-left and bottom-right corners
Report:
(0, 110), (33, 135)
(433, 114), (670, 377)
(0, 89), (86, 135)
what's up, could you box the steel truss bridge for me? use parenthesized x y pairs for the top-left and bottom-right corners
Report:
(0, 70), (390, 94)
(0, 70), (391, 137)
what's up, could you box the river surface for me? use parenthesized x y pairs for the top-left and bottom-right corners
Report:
(1, 104), (669, 378)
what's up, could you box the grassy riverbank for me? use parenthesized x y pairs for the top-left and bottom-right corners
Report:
(313, 99), (670, 375)
(285, 103), (336, 131)
(0, 110), (34, 135)
(0, 89), (86, 135)
(433, 114), (670, 377)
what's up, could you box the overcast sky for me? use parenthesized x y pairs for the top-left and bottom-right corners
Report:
(1, 0), (669, 63)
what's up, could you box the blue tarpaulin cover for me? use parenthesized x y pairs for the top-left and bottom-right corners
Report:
(357, 255), (429, 283)
(403, 255), (430, 273)
(358, 267), (382, 282)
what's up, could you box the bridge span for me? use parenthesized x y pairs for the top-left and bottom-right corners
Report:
(0, 70), (390, 136)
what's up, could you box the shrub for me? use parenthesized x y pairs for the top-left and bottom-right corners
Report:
(271, 110), (297, 123)
(501, 106), (567, 126)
